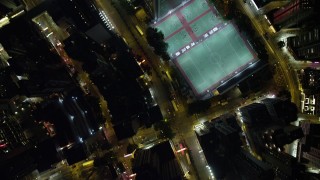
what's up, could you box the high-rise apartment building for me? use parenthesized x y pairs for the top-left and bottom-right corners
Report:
(287, 28), (320, 61)
(272, 0), (320, 29)
(0, 115), (28, 155)
(132, 141), (183, 180)
(297, 120), (320, 168)
(142, 0), (185, 20)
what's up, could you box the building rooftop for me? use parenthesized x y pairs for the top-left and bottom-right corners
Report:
(132, 141), (183, 180)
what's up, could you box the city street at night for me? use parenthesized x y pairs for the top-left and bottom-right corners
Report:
(0, 0), (320, 179)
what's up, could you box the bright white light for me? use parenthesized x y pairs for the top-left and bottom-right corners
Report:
(251, 0), (259, 10)
(46, 32), (53, 37)
(0, 17), (10, 28)
(11, 10), (25, 19)
(99, 10), (114, 31)
(143, 143), (154, 150)
(176, 147), (187, 153)
(266, 94), (276, 98)
(124, 153), (133, 158)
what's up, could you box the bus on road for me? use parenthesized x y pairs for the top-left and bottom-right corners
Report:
(135, 25), (144, 36)
(171, 100), (179, 111)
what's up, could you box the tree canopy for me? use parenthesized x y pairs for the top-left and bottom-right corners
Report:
(154, 120), (175, 139)
(146, 27), (170, 61)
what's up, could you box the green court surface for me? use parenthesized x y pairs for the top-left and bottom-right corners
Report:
(180, 0), (210, 22)
(156, 15), (182, 38)
(166, 29), (192, 55)
(190, 11), (221, 37)
(176, 24), (255, 94)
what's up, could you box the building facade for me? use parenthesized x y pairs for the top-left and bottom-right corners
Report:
(272, 0), (320, 29)
(287, 28), (320, 61)
(297, 120), (320, 169)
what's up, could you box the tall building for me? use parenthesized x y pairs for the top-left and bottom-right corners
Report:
(0, 68), (20, 99)
(238, 98), (301, 153)
(299, 68), (320, 115)
(0, 43), (10, 68)
(262, 98), (298, 124)
(297, 120), (320, 169)
(261, 149), (306, 180)
(132, 141), (183, 180)
(0, 115), (29, 155)
(238, 103), (272, 126)
(287, 28), (320, 61)
(237, 98), (308, 179)
(18, 68), (75, 98)
(194, 114), (276, 179)
(262, 125), (304, 152)
(142, 0), (185, 20)
(57, 0), (99, 31)
(194, 115), (242, 179)
(64, 32), (156, 141)
(233, 149), (274, 180)
(272, 0), (320, 29)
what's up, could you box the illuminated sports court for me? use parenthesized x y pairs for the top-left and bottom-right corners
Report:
(154, 0), (260, 98)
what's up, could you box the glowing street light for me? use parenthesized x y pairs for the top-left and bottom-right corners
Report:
(176, 147), (187, 153)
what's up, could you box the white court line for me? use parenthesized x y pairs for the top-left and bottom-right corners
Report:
(228, 27), (253, 65)
(203, 40), (228, 77)
(180, 61), (205, 92)
(222, 26), (244, 67)
(188, 56), (206, 87)
(228, 37), (241, 61)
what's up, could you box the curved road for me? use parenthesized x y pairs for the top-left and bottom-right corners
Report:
(236, 0), (300, 106)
